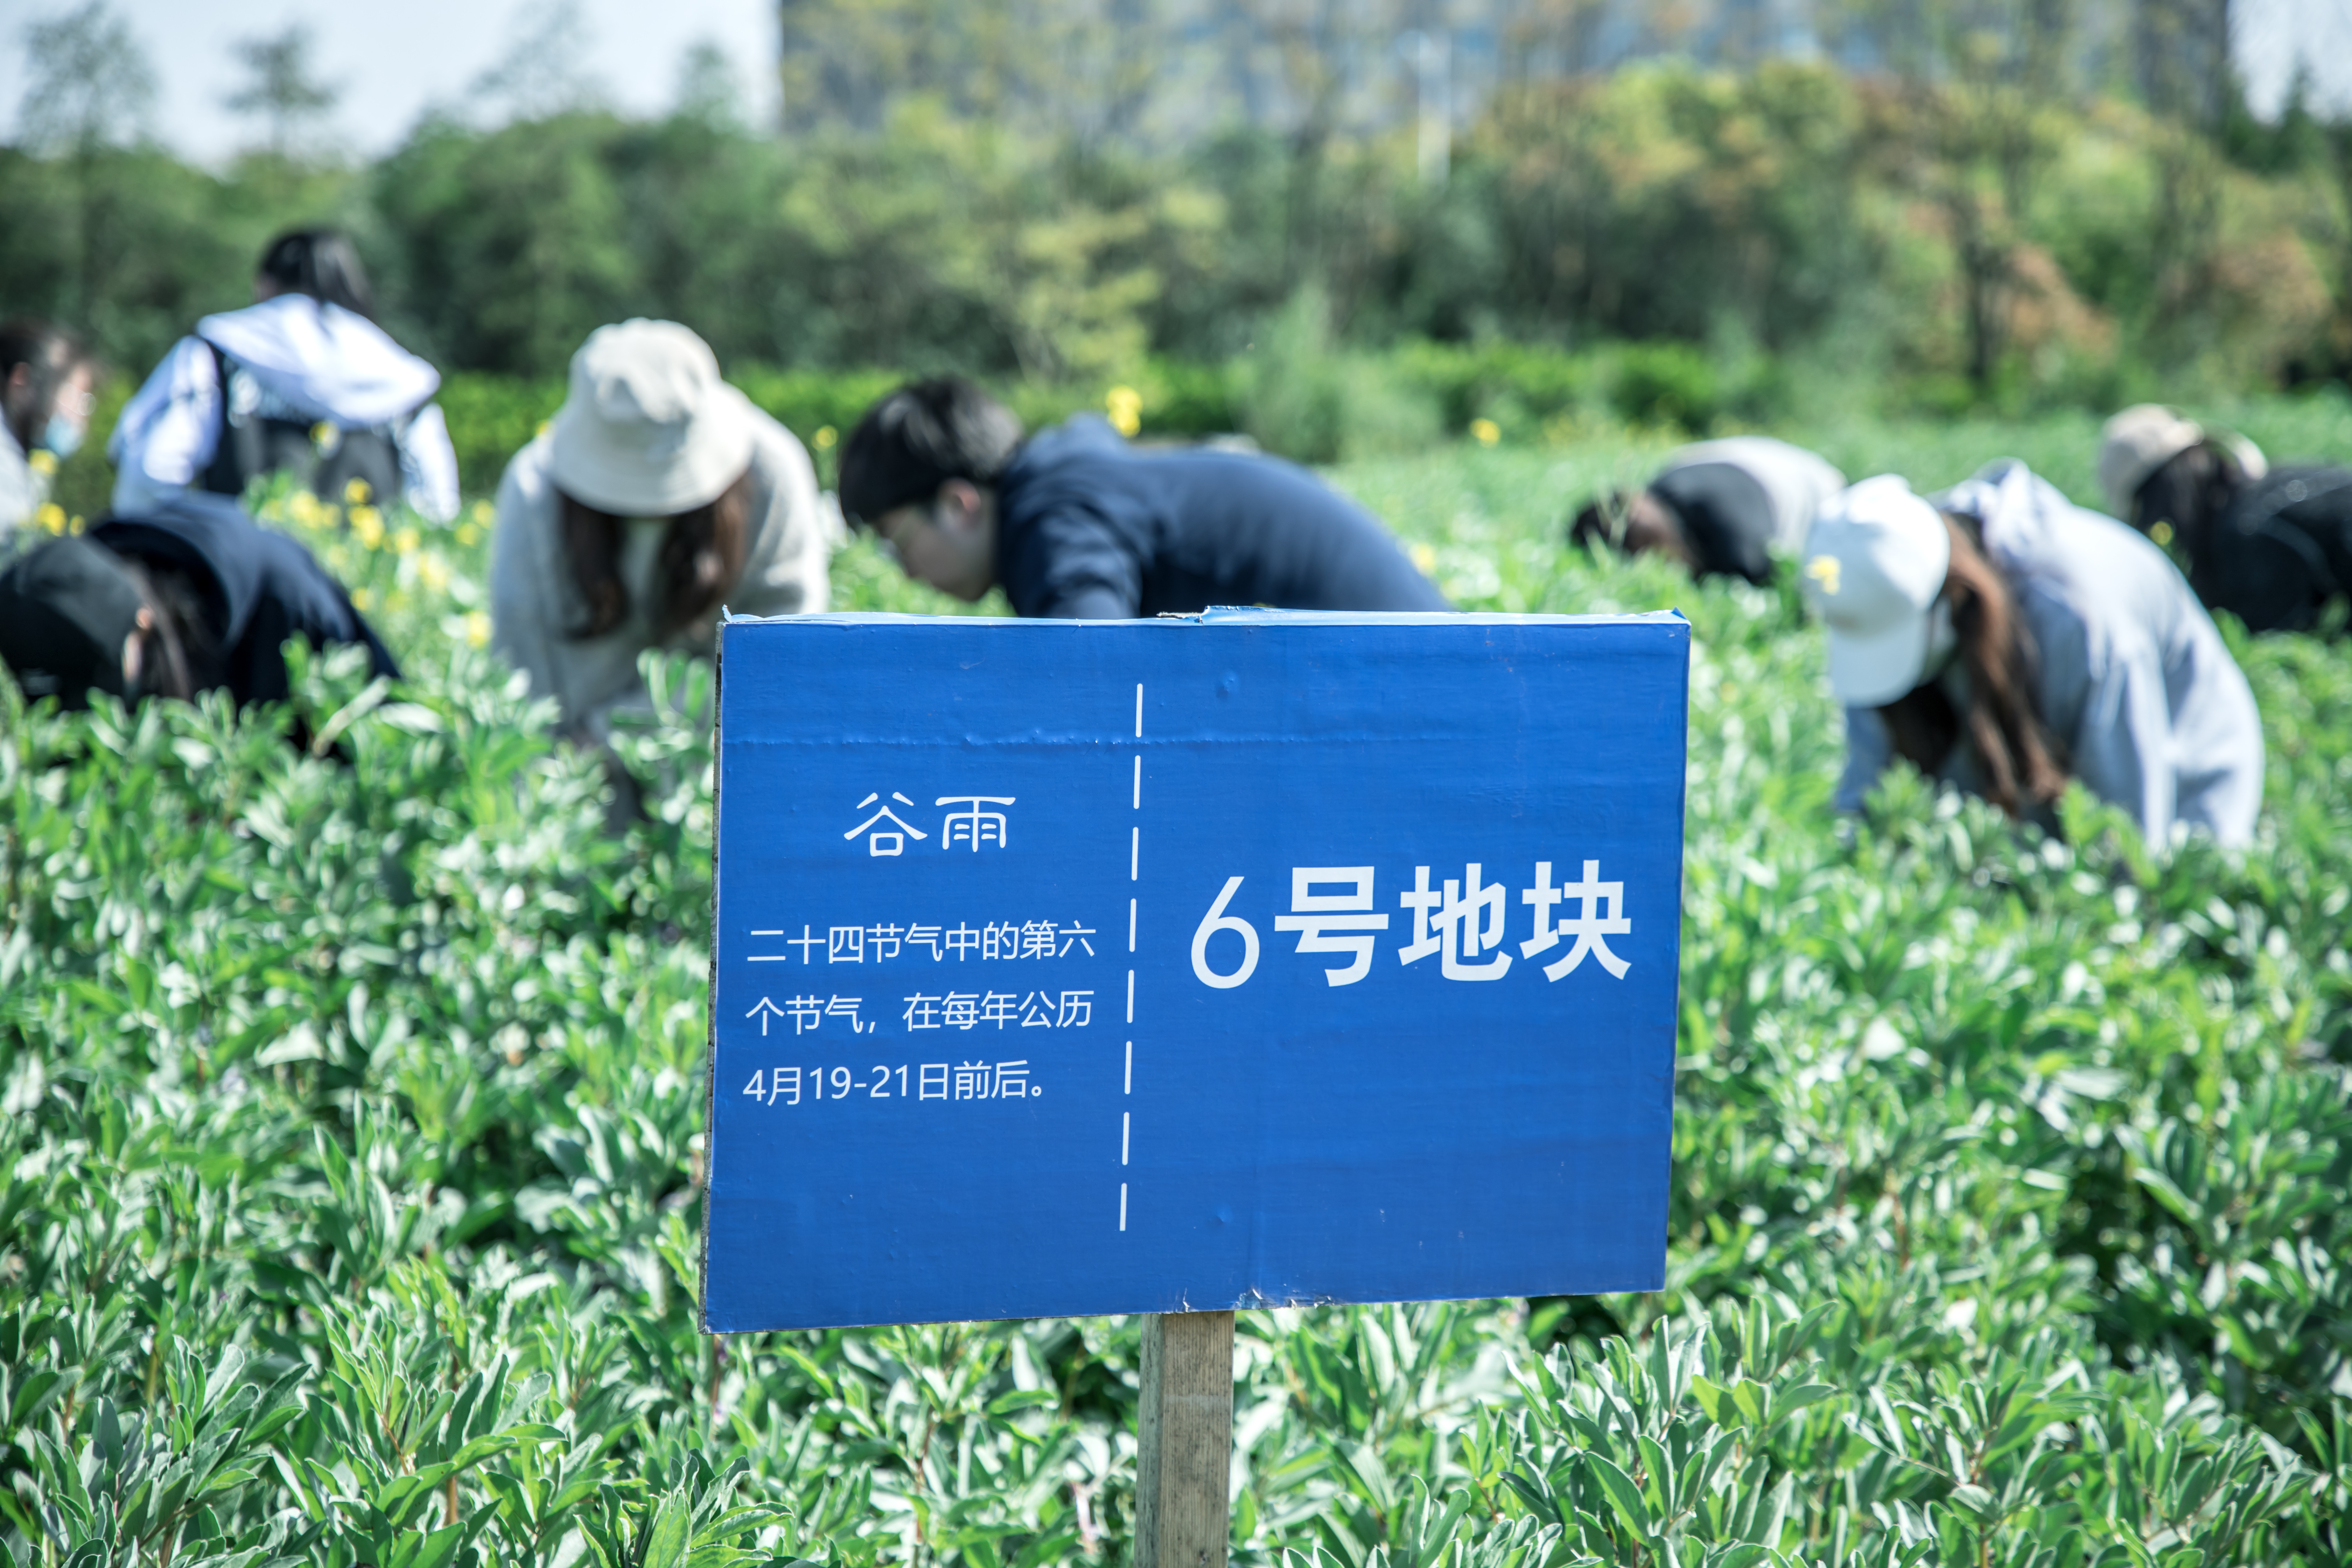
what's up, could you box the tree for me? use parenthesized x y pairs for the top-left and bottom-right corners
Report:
(15, 0), (154, 154)
(15, 0), (158, 320)
(673, 39), (744, 129)
(224, 23), (340, 159)
(469, 0), (605, 122)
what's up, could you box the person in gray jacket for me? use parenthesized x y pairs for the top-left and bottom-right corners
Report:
(1571, 436), (1845, 584)
(1802, 462), (2262, 847)
(489, 319), (833, 743)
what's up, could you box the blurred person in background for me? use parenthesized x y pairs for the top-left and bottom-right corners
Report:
(1803, 463), (2262, 848)
(0, 490), (396, 710)
(2100, 404), (2352, 636)
(108, 229), (459, 522)
(839, 377), (1447, 617)
(489, 318), (832, 749)
(1570, 436), (1845, 584)
(1, 320), (99, 542)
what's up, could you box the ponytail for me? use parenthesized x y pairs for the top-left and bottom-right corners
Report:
(1878, 514), (2067, 820)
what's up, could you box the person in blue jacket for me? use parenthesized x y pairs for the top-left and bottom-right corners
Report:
(1801, 462), (2263, 847)
(0, 491), (396, 709)
(836, 378), (1448, 618)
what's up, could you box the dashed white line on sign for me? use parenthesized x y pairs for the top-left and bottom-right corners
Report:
(1121, 685), (1142, 1232)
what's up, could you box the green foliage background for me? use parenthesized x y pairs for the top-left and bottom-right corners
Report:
(7, 58), (2352, 422)
(5, 396), (2352, 1566)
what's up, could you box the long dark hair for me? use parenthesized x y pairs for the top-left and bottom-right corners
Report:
(1878, 514), (2067, 821)
(559, 469), (755, 641)
(257, 229), (377, 320)
(2130, 440), (2244, 552)
(117, 558), (219, 703)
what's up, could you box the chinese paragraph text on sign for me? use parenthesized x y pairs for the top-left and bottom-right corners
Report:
(703, 609), (1689, 1331)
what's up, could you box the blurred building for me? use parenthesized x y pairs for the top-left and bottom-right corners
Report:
(775, 0), (2248, 142)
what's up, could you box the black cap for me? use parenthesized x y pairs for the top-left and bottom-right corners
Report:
(0, 536), (146, 707)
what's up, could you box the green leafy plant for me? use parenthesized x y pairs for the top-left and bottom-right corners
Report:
(3, 400), (2350, 1566)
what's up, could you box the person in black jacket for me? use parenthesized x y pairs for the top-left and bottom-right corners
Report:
(2099, 404), (2352, 635)
(0, 491), (396, 709)
(837, 378), (1448, 618)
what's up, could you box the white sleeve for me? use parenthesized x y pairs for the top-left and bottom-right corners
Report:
(108, 338), (222, 512)
(2065, 636), (2178, 846)
(397, 402), (462, 522)
(488, 451), (570, 720)
(727, 416), (832, 618)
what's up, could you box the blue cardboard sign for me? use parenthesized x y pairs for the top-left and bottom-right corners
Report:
(702, 610), (1688, 1332)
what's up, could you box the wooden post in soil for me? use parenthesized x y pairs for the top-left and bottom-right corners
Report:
(1135, 1311), (1235, 1568)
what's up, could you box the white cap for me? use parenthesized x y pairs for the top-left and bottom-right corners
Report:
(547, 319), (756, 516)
(1800, 476), (1951, 707)
(2097, 404), (2267, 520)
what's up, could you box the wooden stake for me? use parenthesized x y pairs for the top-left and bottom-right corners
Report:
(1135, 1311), (1234, 1568)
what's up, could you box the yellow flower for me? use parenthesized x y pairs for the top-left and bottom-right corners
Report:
(464, 610), (491, 649)
(814, 425), (838, 450)
(1470, 418), (1501, 447)
(351, 587), (373, 611)
(344, 477), (373, 506)
(419, 553), (450, 592)
(535, 419), (552, 438)
(1105, 385), (1143, 439)
(471, 498), (493, 524)
(350, 506), (385, 549)
(1410, 541), (1438, 576)
(2151, 520), (2175, 547)
(34, 502), (66, 535)
(27, 449), (57, 477)
(392, 526), (421, 556)
(456, 523), (480, 547)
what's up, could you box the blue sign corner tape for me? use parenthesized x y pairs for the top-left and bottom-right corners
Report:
(703, 609), (1689, 1330)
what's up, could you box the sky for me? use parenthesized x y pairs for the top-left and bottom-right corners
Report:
(0, 0), (781, 162)
(1, 0), (2346, 164)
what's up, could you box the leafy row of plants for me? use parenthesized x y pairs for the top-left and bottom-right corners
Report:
(3, 413), (2350, 1566)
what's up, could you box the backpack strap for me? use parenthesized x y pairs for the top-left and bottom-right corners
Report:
(198, 340), (247, 497)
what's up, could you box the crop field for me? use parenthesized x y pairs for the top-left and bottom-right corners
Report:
(5, 396), (2352, 1568)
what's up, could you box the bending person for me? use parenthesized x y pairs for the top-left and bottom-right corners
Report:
(1571, 436), (1844, 584)
(0, 490), (397, 709)
(1, 320), (99, 541)
(838, 378), (1447, 617)
(488, 319), (832, 742)
(1802, 462), (2262, 847)
(2100, 404), (2352, 635)
(109, 229), (459, 521)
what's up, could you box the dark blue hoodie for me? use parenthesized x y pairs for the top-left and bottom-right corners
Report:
(993, 417), (1450, 619)
(90, 491), (398, 705)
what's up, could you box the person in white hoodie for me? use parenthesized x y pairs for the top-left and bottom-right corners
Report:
(1802, 463), (2263, 848)
(107, 230), (459, 522)
(488, 318), (832, 748)
(1571, 436), (1846, 584)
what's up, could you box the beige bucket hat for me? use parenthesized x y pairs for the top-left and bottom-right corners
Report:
(547, 319), (756, 516)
